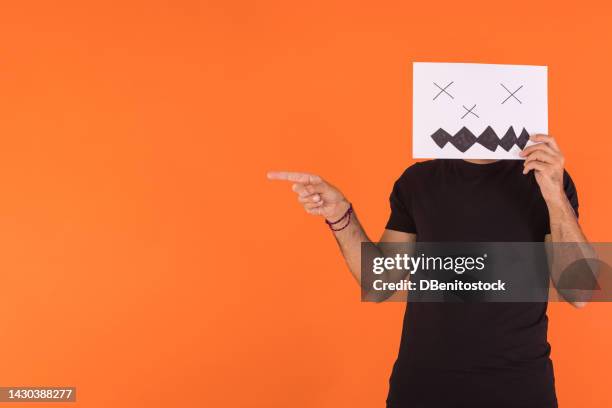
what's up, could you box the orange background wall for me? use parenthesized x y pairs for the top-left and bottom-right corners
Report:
(0, 1), (610, 407)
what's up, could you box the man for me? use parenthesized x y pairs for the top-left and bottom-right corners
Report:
(268, 134), (588, 408)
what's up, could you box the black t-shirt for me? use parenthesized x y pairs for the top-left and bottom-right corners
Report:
(385, 159), (578, 408)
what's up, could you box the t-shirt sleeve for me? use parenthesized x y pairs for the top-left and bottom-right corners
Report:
(385, 171), (417, 233)
(563, 170), (579, 218)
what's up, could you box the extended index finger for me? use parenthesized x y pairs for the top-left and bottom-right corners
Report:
(267, 171), (322, 184)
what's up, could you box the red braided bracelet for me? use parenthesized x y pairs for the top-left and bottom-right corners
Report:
(329, 211), (352, 231)
(325, 204), (353, 231)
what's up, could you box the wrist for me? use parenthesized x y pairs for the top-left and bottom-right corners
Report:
(326, 199), (350, 223)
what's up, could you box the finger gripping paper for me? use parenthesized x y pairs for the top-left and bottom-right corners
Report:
(413, 62), (548, 159)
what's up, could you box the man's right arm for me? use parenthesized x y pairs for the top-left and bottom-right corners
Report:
(267, 171), (415, 301)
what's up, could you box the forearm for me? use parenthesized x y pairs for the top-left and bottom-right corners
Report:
(546, 195), (594, 306)
(547, 195), (586, 242)
(327, 201), (411, 302)
(327, 200), (371, 286)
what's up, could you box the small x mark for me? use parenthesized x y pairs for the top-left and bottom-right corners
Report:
(461, 104), (479, 119)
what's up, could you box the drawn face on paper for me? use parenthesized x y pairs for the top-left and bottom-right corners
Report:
(412, 62), (548, 160)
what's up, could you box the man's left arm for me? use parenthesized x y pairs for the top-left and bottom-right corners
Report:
(522, 134), (593, 307)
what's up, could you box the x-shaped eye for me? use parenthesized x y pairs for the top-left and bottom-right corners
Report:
(501, 83), (523, 104)
(433, 81), (454, 100)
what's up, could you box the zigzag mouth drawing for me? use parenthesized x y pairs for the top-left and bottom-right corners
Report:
(431, 126), (529, 153)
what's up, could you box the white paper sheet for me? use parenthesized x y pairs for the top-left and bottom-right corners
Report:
(412, 62), (548, 159)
